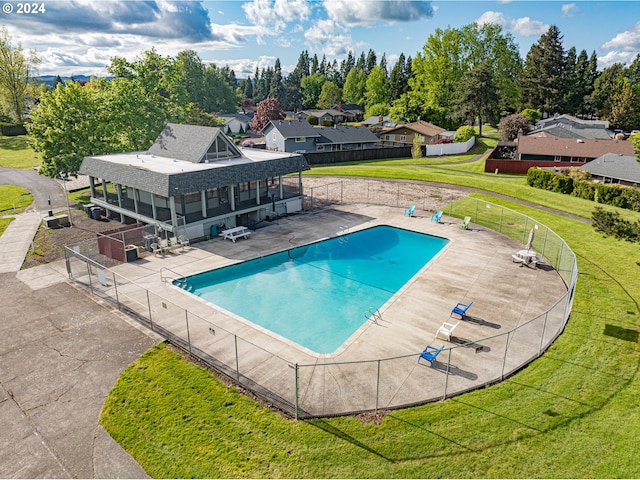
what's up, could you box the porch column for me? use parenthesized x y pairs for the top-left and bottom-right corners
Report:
(279, 175), (283, 199)
(256, 180), (260, 205)
(150, 193), (156, 220)
(116, 184), (125, 223)
(169, 196), (178, 230)
(89, 177), (96, 199)
(229, 185), (235, 210)
(201, 190), (207, 218)
(101, 179), (111, 217)
(298, 172), (303, 197)
(133, 188), (139, 214)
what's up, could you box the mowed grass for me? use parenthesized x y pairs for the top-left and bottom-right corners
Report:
(0, 185), (33, 215)
(0, 135), (40, 169)
(100, 165), (640, 477)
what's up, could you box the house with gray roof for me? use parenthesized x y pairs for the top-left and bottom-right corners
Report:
(529, 114), (612, 140)
(78, 123), (310, 239)
(262, 120), (379, 153)
(579, 154), (640, 187)
(219, 113), (251, 134)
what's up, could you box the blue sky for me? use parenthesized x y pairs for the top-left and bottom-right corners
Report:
(3, 1), (640, 78)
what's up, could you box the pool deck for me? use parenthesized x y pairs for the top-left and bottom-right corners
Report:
(106, 204), (568, 416)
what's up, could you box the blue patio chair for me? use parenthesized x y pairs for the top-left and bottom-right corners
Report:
(418, 345), (445, 366)
(451, 301), (474, 320)
(431, 210), (443, 223)
(404, 204), (415, 217)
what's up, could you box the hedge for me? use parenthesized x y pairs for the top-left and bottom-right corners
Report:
(527, 167), (640, 213)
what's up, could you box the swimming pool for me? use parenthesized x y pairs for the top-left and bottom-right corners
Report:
(176, 225), (449, 354)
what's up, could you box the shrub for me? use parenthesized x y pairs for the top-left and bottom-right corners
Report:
(0, 123), (27, 136)
(433, 138), (453, 144)
(306, 115), (319, 126)
(521, 108), (542, 124)
(454, 125), (476, 142)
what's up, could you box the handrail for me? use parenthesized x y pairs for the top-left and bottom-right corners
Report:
(159, 266), (187, 284)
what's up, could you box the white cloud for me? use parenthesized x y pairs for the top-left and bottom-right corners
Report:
(510, 17), (549, 37)
(601, 21), (640, 52)
(323, 0), (434, 27)
(304, 19), (353, 56)
(476, 11), (507, 28)
(598, 50), (636, 68)
(561, 3), (579, 18)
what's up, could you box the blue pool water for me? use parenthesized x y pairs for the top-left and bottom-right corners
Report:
(177, 225), (448, 354)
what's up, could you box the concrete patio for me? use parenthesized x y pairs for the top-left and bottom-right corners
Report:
(68, 203), (570, 417)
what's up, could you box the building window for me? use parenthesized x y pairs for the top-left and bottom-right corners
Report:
(400, 135), (406, 141)
(385, 135), (395, 141)
(317, 145), (325, 151)
(295, 137), (305, 142)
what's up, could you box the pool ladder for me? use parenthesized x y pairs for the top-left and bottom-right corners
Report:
(364, 307), (383, 325)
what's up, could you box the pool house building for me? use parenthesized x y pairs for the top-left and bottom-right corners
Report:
(78, 123), (310, 240)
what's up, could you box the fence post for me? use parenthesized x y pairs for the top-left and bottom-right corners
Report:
(474, 199), (478, 223)
(375, 359), (381, 412)
(501, 331), (511, 380)
(185, 310), (192, 355)
(87, 262), (94, 295)
(113, 272), (120, 310)
(234, 334), (240, 382)
(539, 312), (549, 354)
(146, 290), (155, 332)
(340, 181), (344, 203)
(443, 348), (452, 399)
(290, 363), (299, 421)
(499, 207), (503, 233)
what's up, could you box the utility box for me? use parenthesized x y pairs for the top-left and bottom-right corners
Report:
(55, 214), (70, 227)
(43, 216), (58, 229)
(143, 234), (158, 251)
(90, 206), (101, 220)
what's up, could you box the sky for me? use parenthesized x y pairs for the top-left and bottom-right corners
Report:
(3, 0), (640, 78)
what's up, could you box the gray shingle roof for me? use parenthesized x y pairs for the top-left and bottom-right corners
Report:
(316, 125), (380, 145)
(579, 154), (640, 184)
(264, 120), (321, 138)
(528, 123), (612, 140)
(79, 124), (310, 196)
(148, 123), (241, 162)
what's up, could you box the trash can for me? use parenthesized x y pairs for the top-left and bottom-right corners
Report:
(90, 206), (101, 220)
(84, 203), (95, 218)
(125, 245), (138, 262)
(210, 224), (218, 237)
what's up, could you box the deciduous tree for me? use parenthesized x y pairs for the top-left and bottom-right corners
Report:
(250, 97), (284, 132)
(456, 62), (498, 136)
(0, 26), (39, 122)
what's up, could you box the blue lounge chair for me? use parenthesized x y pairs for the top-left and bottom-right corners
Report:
(431, 210), (443, 223)
(459, 216), (471, 229)
(418, 345), (445, 366)
(451, 301), (473, 320)
(404, 204), (415, 216)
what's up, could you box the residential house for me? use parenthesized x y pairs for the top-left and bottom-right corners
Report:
(361, 115), (397, 128)
(381, 120), (446, 145)
(298, 109), (345, 124)
(528, 114), (612, 140)
(485, 131), (634, 174)
(262, 120), (379, 153)
(219, 113), (251, 134)
(579, 154), (640, 187)
(78, 123), (310, 239)
(331, 103), (364, 122)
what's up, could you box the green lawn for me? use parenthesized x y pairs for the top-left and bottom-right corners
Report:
(0, 185), (33, 215)
(0, 135), (40, 169)
(100, 144), (640, 477)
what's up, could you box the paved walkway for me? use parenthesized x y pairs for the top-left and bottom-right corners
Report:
(0, 208), (160, 478)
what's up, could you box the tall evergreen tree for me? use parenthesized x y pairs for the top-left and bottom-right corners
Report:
(342, 68), (367, 106)
(519, 25), (567, 114)
(365, 49), (377, 75)
(356, 52), (366, 72)
(456, 62), (498, 136)
(311, 54), (319, 75)
(588, 63), (625, 119)
(389, 53), (408, 101)
(268, 59), (283, 105)
(339, 51), (355, 87)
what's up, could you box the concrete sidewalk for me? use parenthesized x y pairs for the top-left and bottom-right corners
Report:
(0, 211), (159, 478)
(0, 211), (42, 273)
